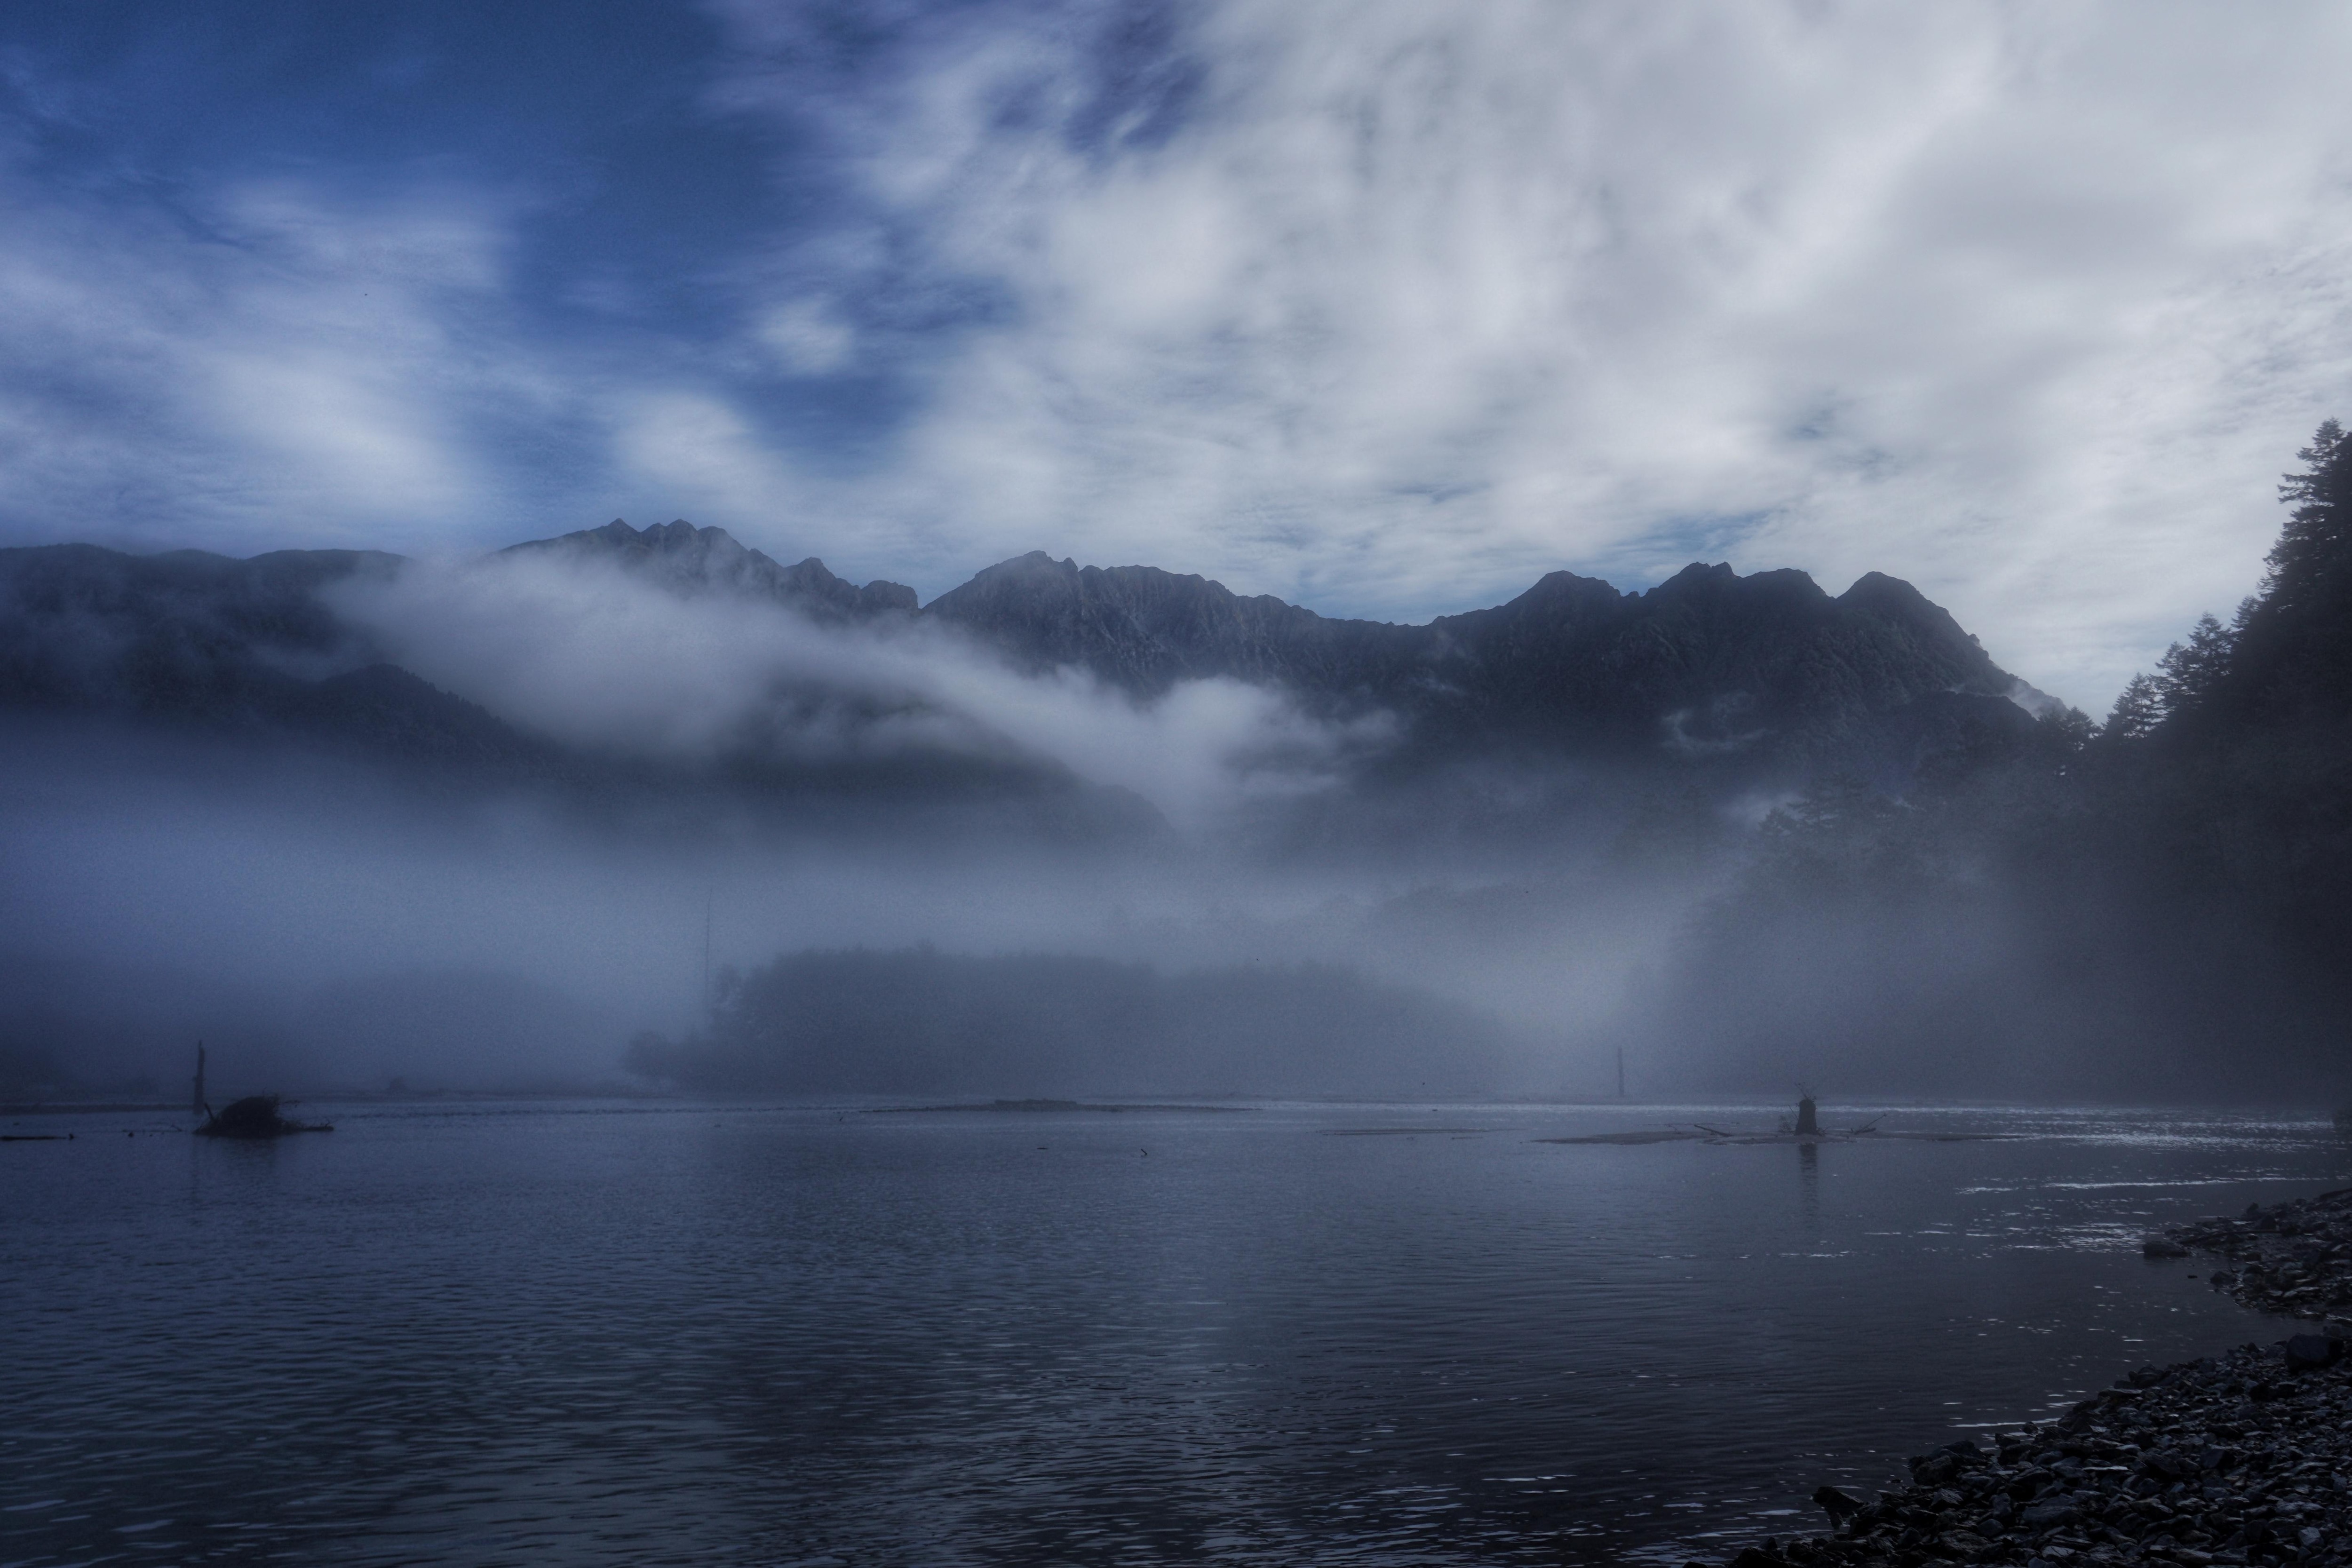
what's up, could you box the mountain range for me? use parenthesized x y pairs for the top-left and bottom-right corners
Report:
(0, 517), (2058, 824)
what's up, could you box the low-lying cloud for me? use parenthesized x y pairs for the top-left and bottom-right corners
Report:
(330, 551), (1385, 830)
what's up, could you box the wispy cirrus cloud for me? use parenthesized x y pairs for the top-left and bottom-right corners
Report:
(0, 147), (564, 548)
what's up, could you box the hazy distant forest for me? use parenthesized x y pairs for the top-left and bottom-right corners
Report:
(624, 952), (1520, 1100)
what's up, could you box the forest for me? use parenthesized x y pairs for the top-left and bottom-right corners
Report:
(622, 949), (1525, 1099)
(1640, 423), (2352, 1100)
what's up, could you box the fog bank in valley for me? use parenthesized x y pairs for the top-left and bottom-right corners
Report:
(329, 550), (1387, 833)
(0, 545), (1692, 1100)
(0, 707), (1682, 1101)
(8, 437), (2352, 1110)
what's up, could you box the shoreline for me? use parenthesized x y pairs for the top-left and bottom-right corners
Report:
(1715, 1188), (2352, 1568)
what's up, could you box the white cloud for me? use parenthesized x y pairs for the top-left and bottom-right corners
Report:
(754, 297), (858, 374)
(329, 550), (1371, 830)
(0, 162), (549, 551)
(703, 0), (2352, 708)
(616, 390), (810, 528)
(11, 6), (2352, 711)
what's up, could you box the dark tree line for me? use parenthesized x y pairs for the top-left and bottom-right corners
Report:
(626, 947), (1529, 1099)
(1645, 423), (2352, 1102)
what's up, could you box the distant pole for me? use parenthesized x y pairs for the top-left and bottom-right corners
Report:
(192, 1042), (206, 1117)
(702, 892), (714, 1013)
(1615, 1047), (1626, 1100)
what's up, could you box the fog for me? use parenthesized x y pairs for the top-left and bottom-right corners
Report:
(0, 548), (1695, 1101)
(4, 520), (2344, 1109)
(328, 552), (1389, 831)
(0, 713), (1697, 1100)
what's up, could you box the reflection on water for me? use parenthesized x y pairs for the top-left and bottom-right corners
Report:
(1798, 1140), (1820, 1239)
(1, 1101), (2343, 1567)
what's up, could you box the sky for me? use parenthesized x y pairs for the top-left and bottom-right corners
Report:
(5, 3), (2352, 710)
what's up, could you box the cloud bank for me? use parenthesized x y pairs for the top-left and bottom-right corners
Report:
(330, 551), (1375, 830)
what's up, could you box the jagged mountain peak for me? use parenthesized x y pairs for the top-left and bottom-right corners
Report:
(983, 549), (1081, 576)
(505, 516), (757, 571)
(1836, 569), (1996, 675)
(922, 549), (2024, 774)
(0, 525), (2046, 797)
(502, 517), (916, 621)
(926, 550), (1348, 690)
(1640, 562), (1826, 608)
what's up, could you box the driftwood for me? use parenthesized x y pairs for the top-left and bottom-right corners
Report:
(195, 1095), (333, 1139)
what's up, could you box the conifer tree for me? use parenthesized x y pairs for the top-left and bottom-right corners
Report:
(2230, 418), (2352, 717)
(2269, 418), (2352, 615)
(2102, 673), (2163, 741)
(2153, 613), (2235, 718)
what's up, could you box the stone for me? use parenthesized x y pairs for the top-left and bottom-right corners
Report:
(2146, 1235), (2194, 1258)
(2282, 1335), (2338, 1371)
(1712, 1186), (2352, 1568)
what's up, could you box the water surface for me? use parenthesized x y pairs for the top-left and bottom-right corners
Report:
(3, 1100), (2342, 1566)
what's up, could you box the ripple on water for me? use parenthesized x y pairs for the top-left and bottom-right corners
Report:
(0, 1101), (2341, 1566)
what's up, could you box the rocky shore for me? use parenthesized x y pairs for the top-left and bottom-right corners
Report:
(1710, 1189), (2352, 1568)
(2148, 1186), (2352, 1325)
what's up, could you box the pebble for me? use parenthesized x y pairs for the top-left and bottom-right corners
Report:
(1712, 1186), (2352, 1568)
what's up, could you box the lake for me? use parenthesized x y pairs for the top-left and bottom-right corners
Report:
(3, 1101), (2344, 1566)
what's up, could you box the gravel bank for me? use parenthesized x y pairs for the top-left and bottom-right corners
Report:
(2153, 1186), (2352, 1327)
(1708, 1189), (2352, 1568)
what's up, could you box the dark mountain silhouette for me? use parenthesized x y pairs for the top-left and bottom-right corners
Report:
(923, 549), (2026, 772)
(0, 514), (2047, 815)
(12, 415), (2352, 1103)
(0, 541), (394, 716)
(503, 517), (918, 621)
(0, 542), (605, 788)
(1636, 422), (2352, 1103)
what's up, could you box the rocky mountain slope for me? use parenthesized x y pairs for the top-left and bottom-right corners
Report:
(0, 517), (2050, 813)
(925, 548), (2028, 764)
(503, 517), (918, 621)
